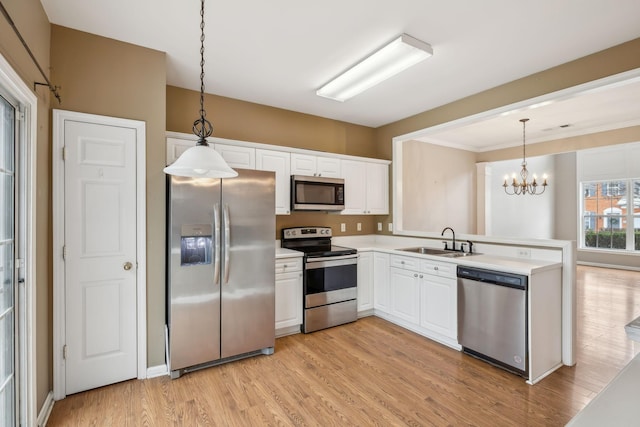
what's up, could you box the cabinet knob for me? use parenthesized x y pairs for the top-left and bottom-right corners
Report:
(419, 274), (423, 278)
(414, 273), (418, 278)
(434, 266), (439, 271)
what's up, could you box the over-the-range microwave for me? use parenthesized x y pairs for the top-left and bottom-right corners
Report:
(290, 175), (345, 211)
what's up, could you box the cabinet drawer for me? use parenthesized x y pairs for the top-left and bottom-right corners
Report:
(390, 255), (420, 271)
(275, 257), (302, 274)
(420, 260), (455, 278)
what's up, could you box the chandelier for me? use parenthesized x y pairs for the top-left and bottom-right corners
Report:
(163, 0), (237, 178)
(503, 118), (548, 195)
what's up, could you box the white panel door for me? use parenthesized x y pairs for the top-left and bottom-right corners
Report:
(64, 120), (137, 395)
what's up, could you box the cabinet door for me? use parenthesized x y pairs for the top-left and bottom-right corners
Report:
(275, 271), (303, 330)
(290, 153), (317, 176)
(341, 159), (367, 214)
(420, 275), (457, 339)
(256, 149), (291, 215)
(373, 252), (390, 313)
(389, 267), (420, 324)
(357, 252), (373, 313)
(316, 156), (341, 177)
(215, 143), (256, 169)
(366, 162), (389, 214)
(166, 137), (195, 165)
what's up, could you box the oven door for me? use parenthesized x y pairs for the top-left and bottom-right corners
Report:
(304, 254), (358, 308)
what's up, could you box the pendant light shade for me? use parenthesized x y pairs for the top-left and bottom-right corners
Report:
(163, 144), (238, 178)
(163, 0), (237, 179)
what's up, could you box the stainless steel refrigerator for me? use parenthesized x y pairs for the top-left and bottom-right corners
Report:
(167, 169), (276, 378)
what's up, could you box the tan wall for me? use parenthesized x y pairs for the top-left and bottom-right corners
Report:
(0, 0), (52, 411)
(166, 85), (383, 238)
(50, 25), (168, 367)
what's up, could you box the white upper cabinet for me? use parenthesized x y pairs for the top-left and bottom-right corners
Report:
(166, 137), (194, 165)
(341, 159), (389, 215)
(365, 162), (389, 214)
(256, 149), (291, 215)
(291, 153), (341, 177)
(214, 143), (255, 169)
(166, 137), (256, 169)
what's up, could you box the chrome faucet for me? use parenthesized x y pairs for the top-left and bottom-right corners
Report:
(441, 227), (456, 251)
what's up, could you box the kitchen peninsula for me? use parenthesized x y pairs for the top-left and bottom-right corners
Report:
(332, 232), (574, 385)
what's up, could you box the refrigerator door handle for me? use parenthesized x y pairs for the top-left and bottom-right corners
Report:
(223, 204), (231, 284)
(213, 203), (221, 284)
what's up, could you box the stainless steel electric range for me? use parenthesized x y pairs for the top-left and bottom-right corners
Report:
(281, 227), (358, 333)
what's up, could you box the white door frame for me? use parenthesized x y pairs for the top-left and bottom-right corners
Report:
(52, 109), (147, 400)
(0, 52), (37, 427)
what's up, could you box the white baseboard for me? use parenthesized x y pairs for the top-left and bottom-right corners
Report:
(147, 364), (168, 378)
(37, 391), (54, 427)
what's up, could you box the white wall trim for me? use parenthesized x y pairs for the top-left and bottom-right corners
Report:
(146, 364), (168, 378)
(0, 52), (38, 427)
(52, 109), (147, 399)
(36, 391), (54, 427)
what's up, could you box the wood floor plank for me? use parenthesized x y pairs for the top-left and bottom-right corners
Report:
(47, 266), (640, 426)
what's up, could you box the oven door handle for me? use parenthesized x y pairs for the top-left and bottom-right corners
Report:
(305, 254), (358, 269)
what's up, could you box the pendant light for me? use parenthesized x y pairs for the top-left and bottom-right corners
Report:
(163, 0), (237, 178)
(503, 118), (548, 195)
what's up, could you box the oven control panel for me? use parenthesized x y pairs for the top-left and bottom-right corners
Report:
(282, 226), (332, 239)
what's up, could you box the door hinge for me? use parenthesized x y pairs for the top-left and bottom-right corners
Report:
(62, 146), (66, 161)
(63, 345), (67, 360)
(17, 111), (24, 121)
(62, 245), (66, 260)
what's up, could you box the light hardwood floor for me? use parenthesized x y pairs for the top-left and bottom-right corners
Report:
(47, 265), (640, 426)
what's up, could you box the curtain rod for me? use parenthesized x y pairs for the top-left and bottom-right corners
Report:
(0, 1), (61, 103)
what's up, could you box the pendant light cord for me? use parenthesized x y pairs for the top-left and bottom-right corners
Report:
(192, 0), (213, 146)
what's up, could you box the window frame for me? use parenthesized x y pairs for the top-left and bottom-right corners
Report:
(580, 179), (639, 252)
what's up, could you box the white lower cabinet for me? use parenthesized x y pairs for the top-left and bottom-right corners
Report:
(373, 252), (390, 312)
(275, 257), (303, 333)
(357, 252), (373, 313)
(382, 254), (458, 349)
(389, 267), (421, 324)
(419, 273), (457, 340)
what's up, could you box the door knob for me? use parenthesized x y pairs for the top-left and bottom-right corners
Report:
(123, 261), (133, 271)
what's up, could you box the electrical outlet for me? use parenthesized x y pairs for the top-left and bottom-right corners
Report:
(377, 222), (382, 231)
(357, 223), (362, 231)
(517, 248), (531, 258)
(388, 223), (393, 232)
(340, 223), (346, 232)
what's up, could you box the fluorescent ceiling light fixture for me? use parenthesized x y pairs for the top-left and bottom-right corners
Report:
(316, 33), (433, 102)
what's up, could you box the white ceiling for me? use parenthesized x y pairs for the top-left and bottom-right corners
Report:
(40, 0), (640, 148)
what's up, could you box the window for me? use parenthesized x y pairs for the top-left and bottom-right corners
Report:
(581, 180), (640, 251)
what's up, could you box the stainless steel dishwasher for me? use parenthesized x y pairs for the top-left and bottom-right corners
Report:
(457, 266), (528, 377)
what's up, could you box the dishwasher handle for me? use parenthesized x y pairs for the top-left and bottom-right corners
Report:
(457, 266), (527, 290)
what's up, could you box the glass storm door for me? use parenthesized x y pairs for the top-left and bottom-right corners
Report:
(0, 93), (16, 426)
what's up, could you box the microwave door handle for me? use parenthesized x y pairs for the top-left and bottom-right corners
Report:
(223, 204), (231, 284)
(213, 203), (221, 284)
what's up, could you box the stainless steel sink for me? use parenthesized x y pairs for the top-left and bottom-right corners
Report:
(397, 247), (479, 258)
(398, 247), (450, 255)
